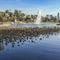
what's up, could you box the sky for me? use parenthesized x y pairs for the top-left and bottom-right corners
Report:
(0, 0), (60, 16)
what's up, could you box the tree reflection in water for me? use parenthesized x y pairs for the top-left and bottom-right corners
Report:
(0, 39), (4, 51)
(0, 27), (60, 51)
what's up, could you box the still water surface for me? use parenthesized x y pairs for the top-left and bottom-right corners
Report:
(0, 29), (60, 60)
(11, 23), (57, 28)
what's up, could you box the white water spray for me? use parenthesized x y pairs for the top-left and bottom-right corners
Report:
(35, 10), (42, 24)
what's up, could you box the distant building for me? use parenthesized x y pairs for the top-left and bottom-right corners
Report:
(5, 13), (9, 17)
(57, 12), (60, 22)
(46, 15), (53, 20)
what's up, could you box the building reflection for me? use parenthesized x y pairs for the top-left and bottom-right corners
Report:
(0, 39), (4, 51)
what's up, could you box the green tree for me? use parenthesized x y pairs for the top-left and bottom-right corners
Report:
(0, 16), (3, 22)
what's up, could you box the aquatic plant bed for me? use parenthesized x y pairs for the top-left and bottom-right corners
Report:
(0, 27), (60, 37)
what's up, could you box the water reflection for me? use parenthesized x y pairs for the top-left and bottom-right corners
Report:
(0, 40), (4, 51)
(0, 28), (60, 51)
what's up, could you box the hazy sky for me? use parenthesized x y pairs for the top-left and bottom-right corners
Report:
(0, 0), (60, 16)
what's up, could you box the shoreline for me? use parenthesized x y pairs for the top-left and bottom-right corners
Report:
(0, 22), (59, 30)
(0, 27), (59, 37)
(0, 26), (59, 30)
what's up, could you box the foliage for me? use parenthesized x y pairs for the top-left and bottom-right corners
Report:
(0, 10), (58, 23)
(0, 10), (36, 23)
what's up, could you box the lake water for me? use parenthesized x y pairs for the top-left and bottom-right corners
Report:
(0, 24), (60, 60)
(0, 28), (60, 60)
(11, 23), (57, 28)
